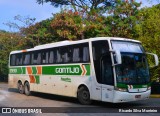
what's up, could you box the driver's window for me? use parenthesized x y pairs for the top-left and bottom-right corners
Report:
(101, 55), (114, 85)
(92, 40), (112, 84)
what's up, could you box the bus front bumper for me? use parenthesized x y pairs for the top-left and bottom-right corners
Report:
(112, 90), (151, 103)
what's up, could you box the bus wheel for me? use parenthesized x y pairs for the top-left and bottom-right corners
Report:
(24, 82), (31, 96)
(77, 86), (92, 105)
(18, 82), (24, 94)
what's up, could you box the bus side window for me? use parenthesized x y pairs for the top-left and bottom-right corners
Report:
(31, 51), (41, 65)
(23, 53), (31, 65)
(42, 51), (49, 64)
(16, 54), (22, 66)
(49, 50), (54, 64)
(83, 46), (89, 62)
(61, 47), (71, 63)
(72, 43), (90, 63)
(73, 47), (80, 62)
(10, 54), (16, 66)
(37, 52), (41, 64)
(56, 48), (62, 63)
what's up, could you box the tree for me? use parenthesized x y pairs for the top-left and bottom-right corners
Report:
(50, 10), (83, 40)
(0, 31), (31, 81)
(105, 0), (141, 38)
(135, 4), (160, 81)
(84, 14), (111, 38)
(36, 0), (116, 13)
(21, 18), (55, 46)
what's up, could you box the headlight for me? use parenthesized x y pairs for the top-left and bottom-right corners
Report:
(147, 86), (151, 90)
(115, 87), (128, 92)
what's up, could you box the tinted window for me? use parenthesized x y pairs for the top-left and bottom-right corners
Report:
(31, 51), (41, 65)
(23, 53), (31, 65)
(92, 40), (112, 84)
(10, 54), (16, 66)
(10, 42), (90, 66)
(101, 55), (114, 85)
(61, 46), (72, 63)
(42, 51), (49, 64)
(16, 54), (23, 66)
(10, 54), (23, 66)
(49, 50), (55, 64)
(72, 43), (90, 63)
(92, 41), (109, 61)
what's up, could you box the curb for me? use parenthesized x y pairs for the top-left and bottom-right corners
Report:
(150, 95), (160, 98)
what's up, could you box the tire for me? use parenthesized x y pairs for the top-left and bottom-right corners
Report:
(17, 82), (24, 94)
(24, 82), (31, 96)
(77, 86), (92, 105)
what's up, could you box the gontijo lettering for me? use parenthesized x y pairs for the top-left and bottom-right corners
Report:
(55, 67), (79, 74)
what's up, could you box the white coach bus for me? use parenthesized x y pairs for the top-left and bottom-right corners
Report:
(8, 37), (159, 104)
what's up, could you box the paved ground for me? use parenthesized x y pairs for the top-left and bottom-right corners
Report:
(0, 83), (160, 116)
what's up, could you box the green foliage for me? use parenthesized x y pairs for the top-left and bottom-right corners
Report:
(50, 10), (83, 40)
(21, 19), (55, 46)
(36, 0), (116, 13)
(106, 0), (141, 38)
(84, 16), (110, 38)
(0, 31), (31, 79)
(135, 4), (160, 81)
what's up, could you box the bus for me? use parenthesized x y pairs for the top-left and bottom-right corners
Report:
(8, 37), (159, 104)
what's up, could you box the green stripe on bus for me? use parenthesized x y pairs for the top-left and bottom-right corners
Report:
(117, 83), (150, 89)
(22, 67), (26, 74)
(32, 67), (37, 74)
(42, 64), (90, 76)
(9, 67), (22, 74)
(35, 75), (40, 84)
(9, 64), (90, 76)
(117, 83), (127, 88)
(85, 64), (90, 75)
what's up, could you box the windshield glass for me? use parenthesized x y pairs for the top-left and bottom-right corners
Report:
(112, 41), (144, 53)
(111, 41), (150, 85)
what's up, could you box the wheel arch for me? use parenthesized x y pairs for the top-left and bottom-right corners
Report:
(24, 80), (29, 85)
(17, 80), (23, 88)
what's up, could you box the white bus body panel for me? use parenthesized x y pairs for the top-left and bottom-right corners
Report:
(112, 90), (150, 103)
(8, 74), (92, 98)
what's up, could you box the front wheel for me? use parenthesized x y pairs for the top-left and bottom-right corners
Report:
(77, 86), (92, 105)
(24, 82), (31, 96)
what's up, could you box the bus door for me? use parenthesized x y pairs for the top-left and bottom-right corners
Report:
(101, 54), (114, 102)
(92, 40), (114, 102)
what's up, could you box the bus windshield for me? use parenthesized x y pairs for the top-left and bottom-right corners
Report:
(111, 41), (150, 85)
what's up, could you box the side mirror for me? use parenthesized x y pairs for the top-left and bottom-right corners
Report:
(110, 50), (122, 65)
(146, 52), (159, 68)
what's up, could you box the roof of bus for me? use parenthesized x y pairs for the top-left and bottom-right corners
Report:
(10, 37), (141, 54)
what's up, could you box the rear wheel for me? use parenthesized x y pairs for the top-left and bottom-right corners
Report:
(17, 81), (24, 94)
(77, 86), (92, 105)
(24, 82), (31, 96)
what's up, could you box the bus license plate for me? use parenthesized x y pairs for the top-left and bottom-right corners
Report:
(135, 95), (141, 98)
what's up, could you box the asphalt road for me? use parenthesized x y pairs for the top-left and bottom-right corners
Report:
(0, 83), (160, 116)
